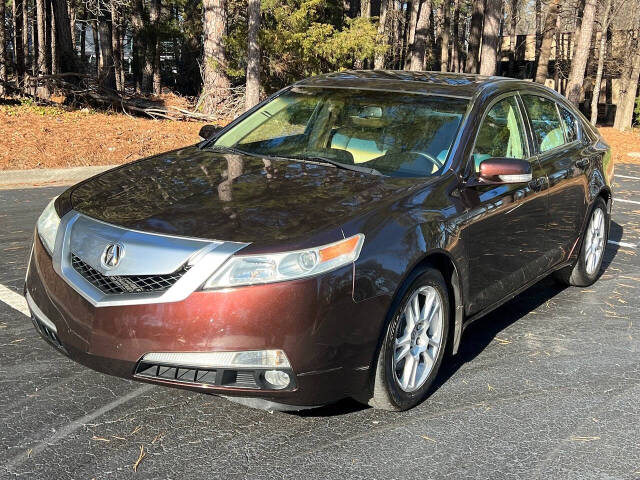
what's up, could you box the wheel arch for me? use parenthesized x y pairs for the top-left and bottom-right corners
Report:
(597, 186), (612, 215)
(381, 250), (464, 358)
(410, 251), (465, 355)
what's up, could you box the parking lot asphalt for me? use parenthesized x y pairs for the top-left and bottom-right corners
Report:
(0, 165), (639, 480)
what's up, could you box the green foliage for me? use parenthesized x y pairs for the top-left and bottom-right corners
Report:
(226, 0), (386, 92)
(1, 99), (68, 117)
(635, 95), (640, 119)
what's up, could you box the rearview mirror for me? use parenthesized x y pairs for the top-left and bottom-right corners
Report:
(199, 124), (223, 140)
(476, 157), (532, 184)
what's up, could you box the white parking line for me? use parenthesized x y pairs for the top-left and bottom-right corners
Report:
(615, 174), (640, 181)
(0, 283), (29, 317)
(3, 384), (154, 469)
(616, 198), (640, 205)
(608, 240), (637, 249)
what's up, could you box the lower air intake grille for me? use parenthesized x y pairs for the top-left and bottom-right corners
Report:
(135, 363), (261, 389)
(32, 316), (65, 351)
(71, 254), (189, 295)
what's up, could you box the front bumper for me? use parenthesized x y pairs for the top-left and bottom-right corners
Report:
(26, 235), (388, 406)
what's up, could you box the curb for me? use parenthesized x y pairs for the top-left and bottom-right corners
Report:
(0, 165), (117, 189)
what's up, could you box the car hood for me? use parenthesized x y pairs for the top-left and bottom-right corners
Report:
(65, 146), (419, 250)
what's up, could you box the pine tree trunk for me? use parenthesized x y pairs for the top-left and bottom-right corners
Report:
(98, 9), (115, 90)
(131, 0), (144, 93)
(202, 0), (230, 115)
(142, 0), (160, 93)
(479, 0), (501, 76)
(508, 0), (517, 76)
(14, 0), (25, 84)
(91, 19), (99, 75)
(245, 0), (260, 110)
(49, 0), (57, 74)
(111, 3), (123, 92)
(35, 0), (48, 97)
(152, 0), (161, 95)
(534, 0), (560, 84)
(409, 0), (429, 70)
(79, 10), (86, 67)
(32, 1), (38, 75)
(355, 0), (371, 68)
(614, 32), (640, 130)
(361, 0), (371, 16)
(23, 0), (30, 73)
(50, 0), (75, 74)
(403, 0), (420, 70)
(451, 0), (460, 72)
(535, 0), (541, 57)
(589, 0), (611, 125)
(179, 0), (201, 96)
(69, 1), (75, 47)
(440, 0), (450, 71)
(45, 0), (51, 72)
(374, 0), (389, 69)
(465, 0), (483, 73)
(566, 0), (597, 105)
(0, 0), (6, 96)
(554, 17), (560, 90)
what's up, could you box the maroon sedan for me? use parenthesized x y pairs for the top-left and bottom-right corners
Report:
(26, 71), (613, 411)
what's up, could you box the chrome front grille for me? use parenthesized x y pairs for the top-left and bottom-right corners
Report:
(71, 254), (190, 295)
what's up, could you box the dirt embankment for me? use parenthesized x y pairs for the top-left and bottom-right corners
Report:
(0, 103), (206, 170)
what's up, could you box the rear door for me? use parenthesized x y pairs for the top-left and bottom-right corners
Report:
(461, 94), (549, 315)
(520, 94), (590, 267)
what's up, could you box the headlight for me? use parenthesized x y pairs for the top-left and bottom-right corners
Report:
(203, 234), (364, 289)
(36, 197), (61, 255)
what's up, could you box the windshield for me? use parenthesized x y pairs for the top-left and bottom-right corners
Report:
(213, 87), (469, 178)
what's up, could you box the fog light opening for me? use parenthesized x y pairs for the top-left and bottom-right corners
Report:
(263, 370), (291, 389)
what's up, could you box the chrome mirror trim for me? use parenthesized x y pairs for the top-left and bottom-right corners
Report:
(498, 173), (533, 183)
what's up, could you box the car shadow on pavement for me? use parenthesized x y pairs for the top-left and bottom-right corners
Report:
(602, 220), (623, 271)
(295, 225), (622, 418)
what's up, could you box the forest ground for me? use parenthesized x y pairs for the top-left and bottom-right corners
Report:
(1, 102), (639, 170)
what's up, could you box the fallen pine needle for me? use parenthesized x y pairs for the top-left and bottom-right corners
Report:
(569, 436), (600, 442)
(27, 448), (32, 458)
(92, 436), (111, 442)
(133, 445), (145, 472)
(494, 337), (511, 345)
(420, 435), (436, 443)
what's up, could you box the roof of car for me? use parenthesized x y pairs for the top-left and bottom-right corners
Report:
(295, 70), (524, 99)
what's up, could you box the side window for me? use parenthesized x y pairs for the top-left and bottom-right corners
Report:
(472, 96), (527, 172)
(558, 105), (579, 143)
(522, 94), (565, 153)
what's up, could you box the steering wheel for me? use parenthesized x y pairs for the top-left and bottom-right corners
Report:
(407, 151), (443, 169)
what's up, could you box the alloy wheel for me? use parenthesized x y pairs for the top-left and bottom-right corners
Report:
(584, 207), (606, 275)
(393, 286), (443, 392)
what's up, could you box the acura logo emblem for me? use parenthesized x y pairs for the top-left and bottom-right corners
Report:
(101, 243), (124, 269)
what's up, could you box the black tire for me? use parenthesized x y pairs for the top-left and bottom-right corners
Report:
(554, 196), (609, 287)
(366, 268), (450, 411)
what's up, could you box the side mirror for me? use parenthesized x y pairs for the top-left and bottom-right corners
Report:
(199, 124), (223, 140)
(475, 157), (532, 184)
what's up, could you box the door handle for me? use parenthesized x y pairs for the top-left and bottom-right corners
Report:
(575, 158), (590, 169)
(528, 177), (546, 190)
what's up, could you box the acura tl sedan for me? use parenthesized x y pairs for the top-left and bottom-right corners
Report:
(26, 71), (613, 411)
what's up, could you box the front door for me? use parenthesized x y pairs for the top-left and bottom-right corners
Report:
(460, 94), (549, 315)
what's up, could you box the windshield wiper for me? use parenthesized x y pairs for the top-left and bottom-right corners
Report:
(203, 146), (383, 176)
(203, 144), (256, 156)
(286, 154), (383, 176)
